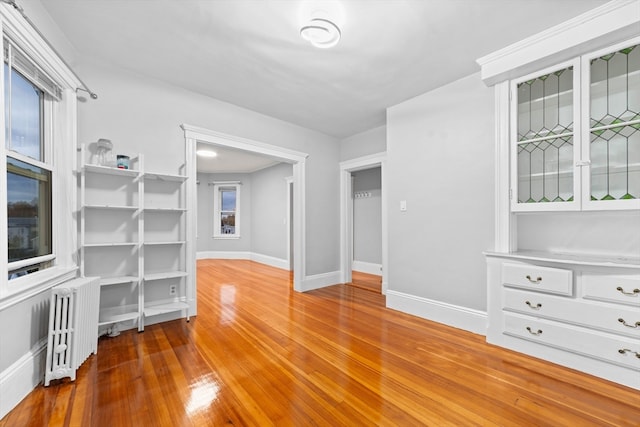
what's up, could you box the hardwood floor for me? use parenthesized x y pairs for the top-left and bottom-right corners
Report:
(349, 270), (382, 293)
(2, 259), (639, 426)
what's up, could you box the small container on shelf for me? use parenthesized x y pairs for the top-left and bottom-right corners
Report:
(117, 155), (130, 169)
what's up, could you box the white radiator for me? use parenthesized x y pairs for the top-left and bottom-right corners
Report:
(44, 277), (100, 386)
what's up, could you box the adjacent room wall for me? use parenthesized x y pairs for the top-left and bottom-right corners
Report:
(196, 163), (293, 267)
(352, 167), (382, 274)
(251, 163), (293, 262)
(386, 72), (495, 332)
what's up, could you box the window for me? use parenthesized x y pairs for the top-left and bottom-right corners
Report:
(213, 182), (240, 238)
(4, 38), (57, 279)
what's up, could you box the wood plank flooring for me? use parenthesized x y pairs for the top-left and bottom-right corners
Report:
(349, 270), (382, 293)
(2, 259), (639, 426)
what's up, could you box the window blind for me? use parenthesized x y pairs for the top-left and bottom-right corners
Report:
(4, 37), (62, 100)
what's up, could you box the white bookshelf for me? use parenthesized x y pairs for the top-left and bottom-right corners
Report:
(79, 144), (191, 333)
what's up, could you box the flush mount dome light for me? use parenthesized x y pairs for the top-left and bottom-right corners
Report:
(300, 18), (341, 48)
(196, 149), (217, 158)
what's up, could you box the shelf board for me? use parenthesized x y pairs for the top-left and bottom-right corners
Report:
(84, 204), (138, 211)
(144, 207), (186, 213)
(144, 172), (187, 182)
(100, 276), (139, 286)
(85, 164), (139, 177)
(143, 241), (186, 246)
(143, 301), (189, 317)
(144, 271), (187, 282)
(84, 242), (138, 248)
(98, 310), (139, 326)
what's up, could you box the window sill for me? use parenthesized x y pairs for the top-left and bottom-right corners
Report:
(213, 235), (241, 240)
(0, 266), (78, 310)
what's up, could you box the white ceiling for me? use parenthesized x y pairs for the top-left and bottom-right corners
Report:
(196, 143), (282, 174)
(41, 0), (608, 141)
(41, 0), (609, 172)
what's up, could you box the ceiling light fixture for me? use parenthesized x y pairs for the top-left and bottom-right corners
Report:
(300, 17), (341, 49)
(196, 149), (218, 158)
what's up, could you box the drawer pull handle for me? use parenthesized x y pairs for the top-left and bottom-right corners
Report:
(618, 318), (640, 328)
(617, 349), (640, 359)
(616, 287), (640, 296)
(525, 301), (542, 310)
(526, 275), (542, 284)
(526, 327), (542, 336)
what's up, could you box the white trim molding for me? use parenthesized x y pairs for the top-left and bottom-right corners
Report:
(0, 338), (47, 419)
(196, 251), (289, 271)
(352, 260), (382, 276)
(302, 271), (341, 292)
(197, 251), (251, 260)
(386, 290), (487, 336)
(339, 152), (388, 294)
(476, 0), (640, 86)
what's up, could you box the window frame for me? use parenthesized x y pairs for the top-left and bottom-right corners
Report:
(5, 61), (55, 274)
(212, 182), (241, 239)
(0, 8), (81, 306)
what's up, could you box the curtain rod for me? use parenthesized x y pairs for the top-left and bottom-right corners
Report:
(1, 0), (98, 99)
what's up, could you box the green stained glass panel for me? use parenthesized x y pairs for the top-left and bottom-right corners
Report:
(590, 44), (639, 202)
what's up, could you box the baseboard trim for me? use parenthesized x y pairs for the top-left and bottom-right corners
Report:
(386, 290), (487, 335)
(352, 260), (382, 276)
(0, 338), (47, 419)
(250, 253), (289, 270)
(196, 251), (289, 270)
(302, 271), (341, 292)
(197, 251), (251, 260)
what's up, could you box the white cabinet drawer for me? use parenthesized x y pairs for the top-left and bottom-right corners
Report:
(503, 288), (640, 338)
(502, 263), (573, 295)
(583, 274), (640, 306)
(504, 313), (640, 371)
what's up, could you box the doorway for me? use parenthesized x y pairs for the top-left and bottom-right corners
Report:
(182, 124), (308, 293)
(339, 152), (387, 294)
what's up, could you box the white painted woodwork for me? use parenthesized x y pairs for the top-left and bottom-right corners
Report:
(482, 3), (640, 390)
(487, 252), (640, 390)
(502, 263), (573, 295)
(79, 145), (191, 334)
(339, 153), (388, 294)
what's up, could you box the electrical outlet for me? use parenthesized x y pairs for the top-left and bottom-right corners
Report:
(169, 284), (177, 296)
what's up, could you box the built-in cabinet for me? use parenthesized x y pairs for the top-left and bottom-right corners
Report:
(512, 37), (639, 211)
(79, 145), (189, 334)
(480, 4), (640, 391)
(486, 252), (640, 390)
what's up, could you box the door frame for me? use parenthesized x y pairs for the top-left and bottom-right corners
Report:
(182, 124), (308, 292)
(339, 152), (387, 293)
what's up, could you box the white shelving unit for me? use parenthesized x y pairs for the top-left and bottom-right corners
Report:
(79, 144), (191, 334)
(80, 145), (142, 333)
(140, 170), (189, 330)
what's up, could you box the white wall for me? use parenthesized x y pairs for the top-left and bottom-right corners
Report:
(352, 167), (382, 266)
(75, 60), (341, 276)
(386, 72), (495, 315)
(340, 125), (386, 161)
(251, 163), (293, 261)
(517, 211), (640, 257)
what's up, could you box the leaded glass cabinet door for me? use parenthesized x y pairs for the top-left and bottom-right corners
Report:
(581, 38), (640, 210)
(510, 59), (581, 211)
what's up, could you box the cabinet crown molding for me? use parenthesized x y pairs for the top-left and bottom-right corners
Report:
(476, 0), (640, 86)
